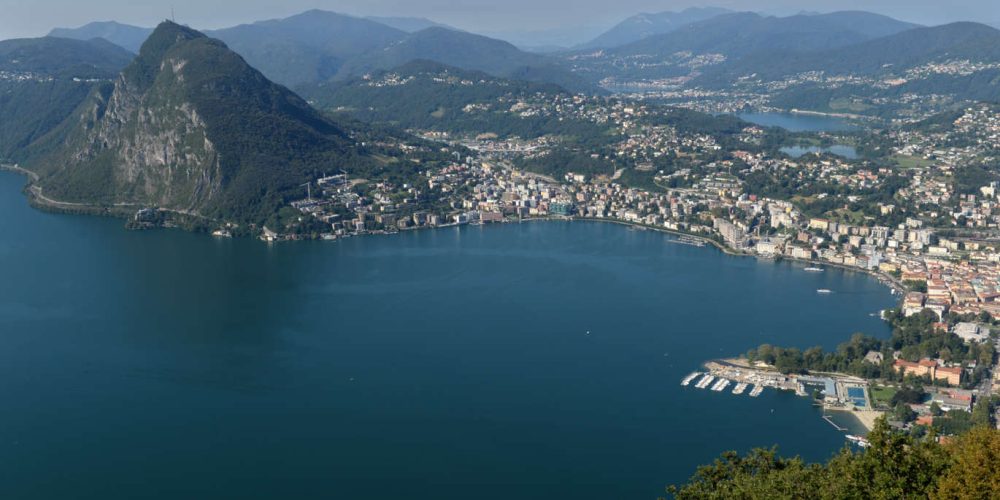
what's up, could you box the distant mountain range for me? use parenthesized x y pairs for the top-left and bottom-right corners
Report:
(364, 16), (455, 33)
(702, 21), (1000, 82)
(330, 27), (594, 93)
(578, 7), (732, 50)
(202, 10), (407, 88)
(607, 11), (920, 60)
(48, 10), (588, 92)
(0, 37), (133, 160)
(0, 36), (132, 77)
(49, 21), (152, 53)
(301, 60), (577, 137)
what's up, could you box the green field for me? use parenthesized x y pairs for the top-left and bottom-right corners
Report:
(892, 154), (935, 169)
(870, 385), (898, 407)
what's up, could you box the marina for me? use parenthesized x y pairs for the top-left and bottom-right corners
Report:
(694, 374), (715, 389)
(681, 359), (884, 433)
(680, 372), (701, 386)
(669, 235), (707, 247)
(711, 378), (731, 392)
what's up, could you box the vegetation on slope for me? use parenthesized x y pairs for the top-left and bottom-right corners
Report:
(667, 420), (1000, 499)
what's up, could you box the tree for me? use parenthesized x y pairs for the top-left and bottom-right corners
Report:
(930, 402), (944, 417)
(666, 418), (956, 499)
(933, 426), (1000, 499)
(893, 403), (917, 424)
(828, 418), (949, 499)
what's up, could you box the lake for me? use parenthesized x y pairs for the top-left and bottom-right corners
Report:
(0, 171), (896, 499)
(738, 112), (859, 132)
(780, 145), (859, 159)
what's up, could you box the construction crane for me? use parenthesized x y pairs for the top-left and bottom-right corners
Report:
(301, 182), (312, 201)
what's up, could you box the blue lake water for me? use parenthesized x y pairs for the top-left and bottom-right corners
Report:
(0, 171), (895, 499)
(738, 112), (859, 132)
(780, 145), (859, 159)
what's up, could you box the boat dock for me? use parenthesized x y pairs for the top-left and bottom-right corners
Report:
(680, 372), (701, 386)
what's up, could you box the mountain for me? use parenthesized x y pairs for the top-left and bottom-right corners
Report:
(578, 7), (731, 49)
(0, 36), (133, 77)
(697, 21), (1000, 105)
(482, 25), (610, 52)
(364, 16), (454, 33)
(333, 27), (595, 93)
(302, 60), (582, 137)
(48, 21), (153, 53)
(569, 11), (922, 83)
(610, 11), (919, 59)
(205, 10), (407, 88)
(24, 22), (398, 226)
(729, 22), (1000, 79)
(0, 37), (133, 160)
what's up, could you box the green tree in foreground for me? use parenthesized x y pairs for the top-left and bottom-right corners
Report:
(665, 418), (1000, 499)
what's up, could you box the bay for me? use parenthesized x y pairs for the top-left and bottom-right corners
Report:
(0, 171), (895, 499)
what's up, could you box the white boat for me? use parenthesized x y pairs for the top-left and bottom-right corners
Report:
(804, 267), (824, 272)
(681, 372), (701, 386)
(846, 435), (871, 448)
(732, 382), (748, 395)
(817, 289), (833, 294)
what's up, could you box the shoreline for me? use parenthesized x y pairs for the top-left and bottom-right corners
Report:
(0, 165), (906, 298)
(705, 357), (887, 434)
(523, 216), (905, 296)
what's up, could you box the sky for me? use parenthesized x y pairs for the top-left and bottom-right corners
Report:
(0, 0), (997, 43)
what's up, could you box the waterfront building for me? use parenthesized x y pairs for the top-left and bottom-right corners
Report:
(893, 358), (963, 386)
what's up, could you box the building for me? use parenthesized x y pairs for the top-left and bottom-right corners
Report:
(903, 292), (926, 316)
(713, 218), (747, 248)
(894, 358), (962, 386)
(953, 322), (990, 344)
(863, 351), (884, 365)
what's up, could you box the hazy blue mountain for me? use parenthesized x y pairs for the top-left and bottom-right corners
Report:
(578, 7), (732, 49)
(0, 36), (134, 160)
(610, 11), (919, 58)
(482, 24), (610, 52)
(26, 22), (405, 226)
(0, 36), (133, 77)
(364, 16), (454, 33)
(333, 27), (596, 93)
(700, 22), (1000, 84)
(205, 10), (407, 88)
(48, 21), (153, 53)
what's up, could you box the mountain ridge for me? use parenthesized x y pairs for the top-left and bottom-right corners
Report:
(24, 22), (384, 226)
(578, 7), (732, 49)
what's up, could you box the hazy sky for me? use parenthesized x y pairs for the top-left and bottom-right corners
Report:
(1, 0), (997, 41)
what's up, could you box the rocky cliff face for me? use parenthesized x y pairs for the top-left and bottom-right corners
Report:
(73, 58), (222, 210)
(29, 21), (367, 224)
